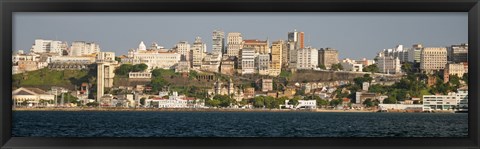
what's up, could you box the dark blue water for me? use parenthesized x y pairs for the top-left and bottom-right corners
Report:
(12, 111), (468, 137)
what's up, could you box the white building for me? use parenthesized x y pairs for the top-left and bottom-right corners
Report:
(69, 41), (100, 56)
(256, 54), (270, 75)
(12, 87), (55, 107)
(201, 53), (222, 73)
(296, 47), (318, 69)
(30, 39), (68, 55)
(146, 92), (204, 108)
(420, 47), (448, 73)
(340, 58), (363, 72)
(212, 30), (225, 55)
(227, 32), (243, 57)
(175, 41), (191, 61)
(126, 42), (181, 70)
(241, 48), (255, 74)
(191, 37), (207, 68)
(285, 100), (317, 109)
(376, 52), (401, 74)
(423, 90), (468, 111)
(128, 72), (152, 79)
(408, 44), (423, 63)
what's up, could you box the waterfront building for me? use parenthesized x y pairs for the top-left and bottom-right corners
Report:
(408, 44), (423, 63)
(355, 92), (387, 104)
(241, 48), (256, 75)
(423, 90), (468, 111)
(227, 32), (243, 57)
(285, 100), (316, 109)
(262, 79), (273, 92)
(96, 52), (118, 101)
(175, 41), (191, 61)
(256, 54), (270, 75)
(191, 37), (207, 69)
(146, 92), (204, 108)
(69, 41), (100, 56)
(212, 30), (225, 55)
(420, 47), (447, 73)
(270, 40), (283, 76)
(296, 47), (318, 69)
(12, 87), (55, 107)
(243, 39), (269, 54)
(376, 52), (401, 74)
(30, 39), (68, 55)
(318, 47), (339, 69)
(448, 43), (468, 63)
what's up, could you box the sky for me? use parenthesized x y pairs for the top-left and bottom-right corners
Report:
(13, 12), (467, 60)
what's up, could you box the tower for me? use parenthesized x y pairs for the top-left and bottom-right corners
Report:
(96, 52), (118, 102)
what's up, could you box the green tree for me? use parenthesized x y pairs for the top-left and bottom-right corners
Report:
(318, 64), (326, 70)
(363, 64), (380, 73)
(115, 57), (122, 63)
(206, 99), (221, 107)
(331, 63), (344, 71)
(132, 63), (148, 72)
(363, 98), (374, 107)
(114, 64), (133, 76)
(317, 98), (329, 108)
(253, 96), (265, 108)
(86, 102), (99, 107)
(462, 73), (468, 84)
(140, 97), (146, 106)
(382, 97), (397, 104)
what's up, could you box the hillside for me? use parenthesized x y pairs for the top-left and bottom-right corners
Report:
(12, 68), (95, 91)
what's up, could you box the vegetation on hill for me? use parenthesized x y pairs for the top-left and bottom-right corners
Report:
(12, 68), (96, 90)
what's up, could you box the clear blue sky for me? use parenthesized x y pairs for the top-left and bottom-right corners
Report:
(13, 12), (467, 59)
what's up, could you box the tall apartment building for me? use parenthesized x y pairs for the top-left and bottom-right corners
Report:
(30, 39), (68, 55)
(175, 41), (191, 61)
(192, 37), (207, 68)
(408, 44), (423, 63)
(296, 47), (318, 69)
(212, 30), (225, 55)
(241, 48), (255, 75)
(227, 32), (243, 57)
(256, 54), (270, 75)
(376, 52), (401, 74)
(270, 40), (283, 76)
(420, 47), (447, 73)
(243, 39), (269, 54)
(318, 48), (339, 69)
(382, 45), (409, 63)
(287, 30), (305, 69)
(448, 43), (468, 63)
(70, 41), (101, 56)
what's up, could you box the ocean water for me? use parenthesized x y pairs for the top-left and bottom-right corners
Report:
(12, 111), (468, 137)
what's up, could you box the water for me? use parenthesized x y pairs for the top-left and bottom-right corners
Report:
(12, 111), (468, 137)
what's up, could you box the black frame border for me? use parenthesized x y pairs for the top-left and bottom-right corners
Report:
(1, 0), (479, 149)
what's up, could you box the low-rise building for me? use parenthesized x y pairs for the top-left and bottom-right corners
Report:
(220, 56), (237, 75)
(128, 72), (152, 79)
(422, 90), (468, 111)
(262, 79), (273, 92)
(12, 87), (55, 107)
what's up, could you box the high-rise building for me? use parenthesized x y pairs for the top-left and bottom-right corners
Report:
(287, 30), (305, 69)
(243, 39), (269, 54)
(318, 48), (339, 69)
(96, 52), (117, 101)
(408, 44), (423, 63)
(420, 47), (448, 73)
(448, 43), (468, 63)
(296, 47), (318, 69)
(30, 39), (68, 55)
(70, 41), (101, 56)
(256, 54), (270, 75)
(212, 30), (225, 55)
(175, 41), (191, 61)
(192, 37), (206, 68)
(270, 40), (283, 76)
(241, 48), (255, 75)
(376, 52), (401, 74)
(227, 32), (243, 57)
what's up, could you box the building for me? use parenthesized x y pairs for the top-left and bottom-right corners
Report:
(175, 60), (190, 73)
(128, 72), (152, 79)
(376, 52), (401, 74)
(212, 30), (225, 55)
(262, 79), (273, 92)
(125, 42), (181, 70)
(212, 79), (235, 96)
(448, 43), (468, 63)
(318, 48), (339, 69)
(243, 39), (269, 54)
(356, 58), (375, 67)
(381, 45), (409, 63)
(191, 37), (207, 68)
(48, 56), (96, 70)
(256, 54), (270, 75)
(12, 87), (55, 107)
(443, 63), (466, 83)
(175, 41), (191, 61)
(241, 48), (255, 75)
(227, 32), (243, 57)
(244, 87), (255, 99)
(220, 56), (237, 75)
(96, 52), (118, 101)
(270, 40), (283, 76)
(30, 39), (68, 55)
(287, 30), (304, 69)
(69, 41), (100, 56)
(423, 90), (468, 111)
(340, 58), (363, 72)
(285, 100), (316, 109)
(420, 47), (447, 73)
(408, 44), (423, 63)
(201, 53), (222, 72)
(296, 47), (318, 69)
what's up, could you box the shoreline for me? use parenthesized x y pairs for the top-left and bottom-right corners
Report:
(13, 107), (376, 113)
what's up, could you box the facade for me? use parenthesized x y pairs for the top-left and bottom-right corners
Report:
(126, 42), (181, 70)
(420, 47), (448, 73)
(128, 72), (152, 79)
(448, 43), (468, 63)
(220, 56), (237, 75)
(69, 41), (100, 56)
(212, 30), (225, 55)
(270, 40), (283, 76)
(30, 39), (68, 55)
(287, 30), (304, 69)
(262, 79), (273, 92)
(408, 44), (423, 63)
(423, 90), (468, 111)
(175, 60), (190, 73)
(241, 48), (256, 75)
(96, 52), (118, 101)
(243, 39), (269, 54)
(201, 53), (222, 72)
(376, 53), (401, 74)
(244, 87), (255, 99)
(296, 47), (318, 69)
(340, 58), (363, 72)
(285, 100), (316, 109)
(12, 87), (55, 107)
(212, 79), (235, 96)
(175, 41), (191, 61)
(256, 54), (270, 75)
(192, 37), (207, 68)
(318, 48), (339, 69)
(146, 92), (204, 108)
(381, 45), (409, 63)
(227, 32), (243, 57)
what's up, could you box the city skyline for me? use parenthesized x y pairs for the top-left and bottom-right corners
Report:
(14, 12), (467, 59)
